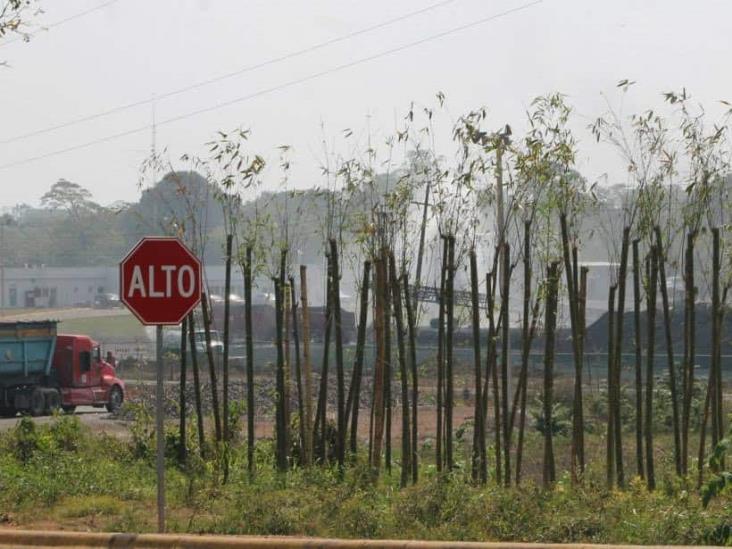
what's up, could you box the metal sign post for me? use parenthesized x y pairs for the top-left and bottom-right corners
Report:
(119, 237), (202, 535)
(155, 324), (165, 533)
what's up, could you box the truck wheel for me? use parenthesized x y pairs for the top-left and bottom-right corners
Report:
(62, 405), (76, 414)
(29, 389), (45, 417)
(45, 390), (61, 414)
(106, 386), (123, 413)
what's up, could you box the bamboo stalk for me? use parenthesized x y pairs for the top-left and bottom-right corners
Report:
(371, 255), (387, 472)
(436, 236), (448, 473)
(201, 292), (222, 442)
(606, 284), (616, 488)
(280, 251), (290, 464)
(682, 231), (696, 474)
(612, 227), (630, 487)
(402, 271), (419, 484)
(222, 234), (233, 442)
(178, 315), (188, 464)
(469, 249), (484, 483)
(290, 278), (305, 462)
(445, 235), (456, 471)
(389, 251), (411, 487)
(646, 247), (658, 490)
(384, 247), (393, 474)
(500, 242), (511, 485)
(188, 312), (205, 457)
(654, 226), (681, 475)
(347, 261), (371, 454)
(559, 213), (584, 481)
(273, 277), (288, 471)
(243, 249), (255, 475)
(632, 239), (644, 479)
(329, 239), (346, 470)
(543, 261), (559, 487)
(300, 265), (313, 466)
(314, 260), (332, 463)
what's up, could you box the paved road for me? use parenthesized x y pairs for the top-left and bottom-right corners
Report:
(0, 407), (130, 437)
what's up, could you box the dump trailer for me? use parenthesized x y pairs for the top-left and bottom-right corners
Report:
(0, 321), (125, 417)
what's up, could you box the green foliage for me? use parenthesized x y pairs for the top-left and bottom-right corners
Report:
(9, 416), (42, 462)
(529, 395), (571, 436)
(0, 417), (729, 543)
(702, 421), (732, 508)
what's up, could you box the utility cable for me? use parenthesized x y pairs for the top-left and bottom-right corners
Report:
(0, 0), (543, 170)
(0, 0), (119, 48)
(1, 0), (458, 144)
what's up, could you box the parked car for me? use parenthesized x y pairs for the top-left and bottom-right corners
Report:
(93, 293), (121, 309)
(163, 328), (224, 355)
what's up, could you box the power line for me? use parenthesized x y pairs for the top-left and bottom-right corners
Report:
(0, 0), (119, 49)
(0, 0), (458, 144)
(0, 0), (543, 171)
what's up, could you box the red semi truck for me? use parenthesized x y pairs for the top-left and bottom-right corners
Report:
(0, 321), (125, 417)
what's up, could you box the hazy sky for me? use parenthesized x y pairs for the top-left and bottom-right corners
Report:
(1, 0), (730, 208)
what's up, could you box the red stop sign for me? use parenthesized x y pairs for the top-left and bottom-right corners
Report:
(120, 237), (202, 325)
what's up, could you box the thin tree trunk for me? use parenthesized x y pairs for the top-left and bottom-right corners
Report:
(273, 277), (288, 471)
(699, 227), (722, 487)
(632, 239), (644, 479)
(682, 231), (696, 475)
(559, 213), (584, 481)
(512, 222), (531, 484)
(510, 222), (532, 442)
(500, 242), (511, 486)
(290, 278), (305, 461)
(284, 282), (292, 450)
(314, 262), (332, 463)
(445, 235), (456, 471)
(300, 265), (313, 466)
(486, 270), (502, 485)
(711, 227), (721, 448)
(436, 236), (448, 473)
(243, 249), (255, 475)
(543, 261), (559, 488)
(188, 312), (205, 457)
(578, 264), (588, 472)
(514, 300), (540, 485)
(513, 223), (540, 485)
(371, 255), (387, 472)
(222, 234), (233, 442)
(201, 292), (222, 442)
(469, 249), (484, 483)
(606, 284), (616, 488)
(572, 244), (585, 476)
(347, 260), (371, 454)
(698, 369), (712, 487)
(654, 227), (681, 476)
(612, 227), (630, 487)
(389, 252), (411, 487)
(280, 251), (290, 464)
(413, 179), (431, 313)
(329, 239), (346, 470)
(384, 247), (393, 474)
(646, 247), (658, 491)
(178, 315), (188, 464)
(403, 271), (419, 484)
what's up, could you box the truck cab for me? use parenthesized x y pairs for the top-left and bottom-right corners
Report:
(53, 334), (125, 413)
(0, 321), (125, 417)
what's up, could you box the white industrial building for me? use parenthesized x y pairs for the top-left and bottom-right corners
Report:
(0, 263), (336, 309)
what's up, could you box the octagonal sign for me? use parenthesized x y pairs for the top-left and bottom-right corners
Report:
(120, 237), (202, 325)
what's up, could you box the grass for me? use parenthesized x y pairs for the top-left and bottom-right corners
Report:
(0, 413), (729, 544)
(59, 313), (147, 342)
